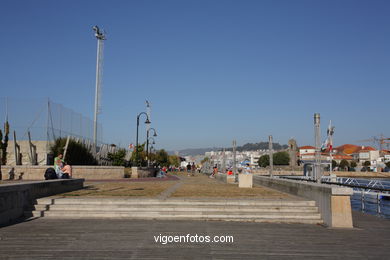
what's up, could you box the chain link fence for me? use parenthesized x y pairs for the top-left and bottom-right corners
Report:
(0, 97), (102, 144)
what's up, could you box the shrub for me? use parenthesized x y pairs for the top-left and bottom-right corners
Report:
(339, 159), (349, 171)
(363, 161), (371, 167)
(50, 138), (97, 165)
(273, 151), (290, 165)
(108, 148), (127, 166)
(258, 155), (269, 167)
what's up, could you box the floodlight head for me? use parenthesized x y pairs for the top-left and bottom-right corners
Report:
(93, 25), (106, 40)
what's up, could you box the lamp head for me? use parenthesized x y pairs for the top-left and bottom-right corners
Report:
(153, 132), (157, 137)
(145, 118), (151, 124)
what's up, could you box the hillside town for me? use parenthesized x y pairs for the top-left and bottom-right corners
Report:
(182, 140), (390, 172)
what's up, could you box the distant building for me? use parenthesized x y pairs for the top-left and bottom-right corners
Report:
(288, 139), (298, 166)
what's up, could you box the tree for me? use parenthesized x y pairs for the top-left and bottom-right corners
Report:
(332, 160), (338, 169)
(0, 121), (9, 165)
(339, 159), (349, 171)
(258, 155), (270, 167)
(155, 149), (169, 167)
(130, 143), (147, 166)
(350, 161), (357, 168)
(385, 162), (390, 168)
(363, 161), (371, 167)
(273, 151), (290, 165)
(107, 148), (127, 166)
(201, 157), (210, 164)
(168, 155), (180, 167)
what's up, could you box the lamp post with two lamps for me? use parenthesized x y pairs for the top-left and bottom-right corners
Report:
(136, 112), (151, 166)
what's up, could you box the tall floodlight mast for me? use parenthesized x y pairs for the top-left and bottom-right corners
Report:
(92, 25), (106, 151)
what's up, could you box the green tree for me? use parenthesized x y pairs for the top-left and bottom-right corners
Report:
(385, 162), (390, 168)
(155, 149), (169, 167)
(339, 159), (349, 171)
(0, 121), (10, 165)
(50, 138), (97, 165)
(273, 151), (290, 165)
(168, 155), (180, 167)
(258, 155), (270, 167)
(363, 161), (371, 167)
(350, 161), (357, 168)
(201, 157), (210, 164)
(108, 148), (127, 166)
(130, 143), (147, 166)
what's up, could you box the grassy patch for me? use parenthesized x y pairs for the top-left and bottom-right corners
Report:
(171, 173), (290, 199)
(60, 181), (175, 197)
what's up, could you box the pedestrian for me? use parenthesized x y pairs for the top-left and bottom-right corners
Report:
(210, 165), (218, 178)
(191, 162), (196, 176)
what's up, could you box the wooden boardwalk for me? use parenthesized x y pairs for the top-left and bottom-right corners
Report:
(0, 211), (389, 259)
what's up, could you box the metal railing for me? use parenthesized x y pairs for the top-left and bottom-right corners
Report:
(351, 191), (390, 219)
(279, 175), (390, 219)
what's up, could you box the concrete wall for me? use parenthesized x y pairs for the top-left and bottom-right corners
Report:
(0, 179), (84, 225)
(1, 166), (125, 180)
(253, 170), (390, 178)
(253, 176), (353, 228)
(253, 170), (304, 176)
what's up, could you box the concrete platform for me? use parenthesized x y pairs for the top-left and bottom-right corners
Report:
(0, 211), (389, 259)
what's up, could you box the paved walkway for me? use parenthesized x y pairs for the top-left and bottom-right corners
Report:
(0, 211), (389, 259)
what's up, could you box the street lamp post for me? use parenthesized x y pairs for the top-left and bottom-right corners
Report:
(147, 136), (156, 166)
(149, 145), (155, 165)
(136, 112), (151, 166)
(146, 128), (157, 167)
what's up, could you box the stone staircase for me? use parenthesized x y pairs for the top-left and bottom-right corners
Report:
(26, 198), (323, 224)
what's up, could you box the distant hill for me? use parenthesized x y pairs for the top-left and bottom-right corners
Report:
(171, 142), (288, 156)
(226, 142), (288, 152)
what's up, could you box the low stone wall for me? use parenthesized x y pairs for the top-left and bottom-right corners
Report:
(1, 166), (125, 180)
(131, 167), (158, 178)
(0, 179), (84, 225)
(214, 173), (227, 183)
(253, 176), (353, 228)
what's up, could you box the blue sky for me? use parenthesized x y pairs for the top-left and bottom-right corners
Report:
(0, 0), (389, 151)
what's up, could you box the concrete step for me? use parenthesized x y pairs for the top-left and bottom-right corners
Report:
(41, 204), (319, 213)
(36, 198), (316, 207)
(31, 197), (323, 224)
(28, 210), (322, 220)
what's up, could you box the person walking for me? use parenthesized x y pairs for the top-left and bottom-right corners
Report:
(210, 165), (218, 178)
(191, 162), (196, 176)
(186, 163), (191, 176)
